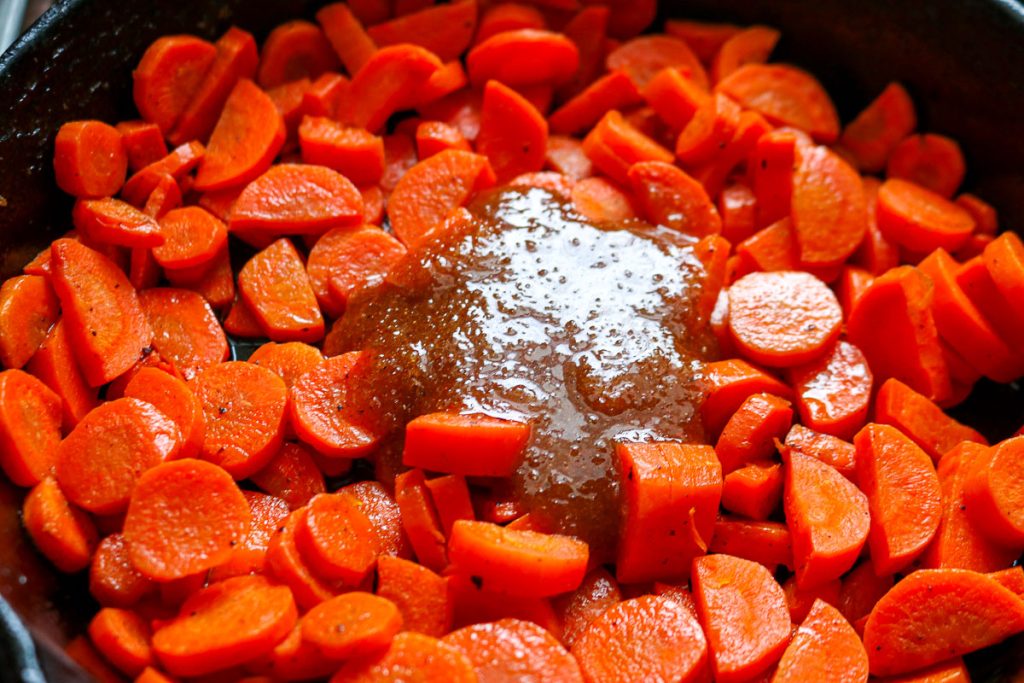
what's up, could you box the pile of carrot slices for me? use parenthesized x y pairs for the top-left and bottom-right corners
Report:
(1, 0), (1023, 680)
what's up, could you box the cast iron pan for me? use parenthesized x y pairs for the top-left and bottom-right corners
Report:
(1, 0), (1024, 680)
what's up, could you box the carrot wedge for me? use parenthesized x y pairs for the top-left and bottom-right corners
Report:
(773, 600), (868, 683)
(340, 45), (442, 133)
(627, 160), (722, 237)
(874, 378), (986, 461)
(477, 80), (548, 182)
(467, 29), (579, 88)
(239, 238), (324, 343)
(402, 412), (530, 477)
(790, 144), (867, 268)
(962, 436), (1024, 547)
(316, 3), (377, 76)
(133, 35), (217, 134)
(839, 82), (917, 173)
(875, 179), (974, 253)
(0, 275), (59, 370)
(367, 1), (477, 63)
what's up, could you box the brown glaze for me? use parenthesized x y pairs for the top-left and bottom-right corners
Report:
(329, 187), (713, 553)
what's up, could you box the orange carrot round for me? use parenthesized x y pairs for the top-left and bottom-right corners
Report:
(839, 82), (917, 173)
(22, 477), (98, 573)
(123, 367), (205, 459)
(239, 238), (325, 343)
(332, 631), (476, 682)
(307, 225), (407, 317)
(772, 599), (868, 683)
(887, 133), (965, 199)
(446, 618), (583, 682)
(297, 491), (380, 584)
(627, 160), (722, 237)
(875, 178), (974, 253)
(962, 436), (1024, 547)
(477, 80), (549, 182)
(72, 198), (163, 248)
(89, 533), (154, 608)
(138, 287), (229, 381)
(257, 20), (339, 88)
(53, 120), (128, 198)
(302, 592), (402, 659)
(87, 607), (153, 677)
(790, 144), (867, 268)
(153, 206), (227, 271)
(133, 35), (217, 134)
(0, 369), (62, 487)
(787, 340), (873, 440)
(607, 34), (708, 90)
(467, 29), (579, 88)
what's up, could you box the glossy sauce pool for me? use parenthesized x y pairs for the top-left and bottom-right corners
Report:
(329, 187), (714, 555)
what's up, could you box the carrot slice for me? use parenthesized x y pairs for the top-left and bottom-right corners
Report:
(640, 66), (708, 132)
(702, 358), (793, 437)
(712, 25), (780, 83)
(570, 176), (637, 222)
(316, 3), (377, 76)
(344, 480), (412, 560)
(152, 575), (296, 677)
(307, 226), (405, 317)
(27, 319), (99, 430)
(674, 92), (742, 166)
(773, 600), (868, 683)
(133, 35), (217, 134)
(138, 287), (228, 381)
(193, 79), (285, 192)
(887, 133), (965, 199)
(874, 378), (986, 462)
(477, 80), (548, 182)
(747, 129), (797, 229)
(376, 555), (450, 637)
(835, 265), (875, 319)
(302, 592), (401, 660)
(152, 206), (227, 271)
(256, 20), (338, 89)
(23, 477), (98, 573)
(781, 574), (841, 624)
(0, 275), (58, 370)
(553, 567), (622, 648)
(296, 491), (380, 585)
(246, 341), (323, 390)
(123, 367), (204, 460)
(665, 19), (741, 62)
(475, 3), (546, 45)
(116, 120), (168, 173)
(88, 607), (153, 676)
(855, 423), (942, 574)
(467, 29), (579, 88)
(717, 183), (757, 243)
(298, 117), (385, 186)
(714, 392), (792, 473)
(790, 144), (868, 268)
(787, 340), (872, 440)
(301, 71), (349, 119)
(626, 160), (721, 237)
(340, 45), (442, 133)
(608, 35), (707, 93)
(955, 193), (998, 235)
(875, 178), (974, 253)
(963, 436), (1024, 547)
(121, 141), (205, 207)
(839, 82), (917, 173)
(448, 520), (588, 597)
(53, 121), (128, 199)
(615, 441), (721, 583)
(238, 238), (324, 343)
(837, 560), (894, 626)
(248, 443), (325, 512)
(266, 508), (342, 610)
(847, 266), (951, 402)
(72, 198), (163, 248)
(716, 63), (840, 143)
(708, 517), (793, 571)
(402, 412), (530, 477)
(0, 369), (61, 488)
(89, 533), (154, 608)
(367, 1), (477, 62)
(784, 450), (869, 587)
(863, 568), (1024, 676)
(721, 460), (784, 521)
(693, 553), (791, 683)
(388, 149), (495, 247)
(193, 361), (288, 478)
(416, 120), (471, 158)
(446, 617), (582, 683)
(332, 631), (476, 682)
(394, 468), (448, 571)
(582, 110), (673, 185)
(246, 622), (337, 681)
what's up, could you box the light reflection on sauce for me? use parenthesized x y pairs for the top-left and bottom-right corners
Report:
(329, 187), (713, 554)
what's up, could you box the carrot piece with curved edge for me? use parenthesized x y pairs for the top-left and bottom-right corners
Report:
(665, 19), (741, 62)
(90, 533), (154, 608)
(123, 367), (204, 460)
(703, 358), (793, 437)
(855, 423), (942, 575)
(836, 266), (875, 318)
(570, 177), (637, 222)
(23, 477), (98, 573)
(735, 218), (798, 274)
(298, 117), (385, 186)
(417, 88), (482, 141)
(245, 622), (338, 682)
(887, 133), (965, 199)
(847, 265), (951, 402)
(414, 60), (469, 108)
(331, 631), (477, 683)
(395, 468), (448, 571)
(402, 412), (531, 478)
(582, 110), (673, 185)
(193, 361), (288, 479)
(302, 593), (401, 664)
(316, 3), (377, 76)
(64, 636), (124, 683)
(72, 198), (163, 248)
(712, 25), (780, 83)
(840, 82), (917, 173)
(266, 77), (311, 140)
(257, 20), (339, 89)
(510, 171), (576, 200)
(616, 441), (721, 583)
(133, 35), (216, 133)
(247, 341), (324, 390)
(690, 109), (774, 199)
(641, 66), (708, 132)
(919, 247), (1022, 381)
(787, 340), (872, 440)
(367, 0), (478, 63)
(879, 659), (971, 683)
(983, 231), (1024, 319)
(301, 71), (349, 118)
(783, 423), (857, 481)
(446, 617), (583, 683)
(266, 507), (342, 610)
(728, 270), (842, 368)
(467, 29), (579, 89)
(340, 45), (442, 133)
(169, 27), (258, 146)
(852, 176), (902, 275)
(675, 92), (742, 166)
(715, 393), (792, 473)
(955, 193), (998, 235)
(121, 141), (205, 207)
(0, 275), (58, 370)
(722, 460), (784, 520)
(388, 149), (495, 247)
(88, 607), (153, 676)
(601, 0), (657, 40)
(553, 566), (622, 648)
(863, 568), (1024, 677)
(138, 288), (228, 381)
(748, 129), (797, 228)
(376, 555), (451, 637)
(343, 480), (410, 560)
(193, 79), (285, 192)
(772, 599), (868, 683)
(837, 561), (894, 625)
(150, 206), (227, 273)
(874, 378), (986, 462)
(53, 121), (128, 198)
(222, 295), (265, 339)
(627, 160), (721, 237)
(250, 443), (325, 512)
(709, 517), (793, 571)
(475, 3), (546, 45)
(784, 448), (869, 587)
(139, 172), (181, 222)
(781, 575), (841, 624)
(791, 144), (868, 268)
(296, 491), (380, 584)
(116, 120), (167, 173)
(989, 566), (1024, 599)
(238, 238), (324, 344)
(56, 397), (180, 517)
(962, 436), (1024, 547)
(476, 80), (549, 183)
(49, 238), (153, 387)
(309, 226), (407, 317)
(0, 370), (61, 489)
(607, 34), (708, 91)
(875, 178), (974, 252)
(152, 574), (296, 677)
(718, 183), (757, 243)
(27, 319), (99, 429)
(693, 553), (791, 683)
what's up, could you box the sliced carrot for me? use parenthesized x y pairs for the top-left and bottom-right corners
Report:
(836, 560), (894, 627)
(572, 595), (707, 683)
(367, 1), (477, 62)
(550, 566), (620, 649)
(640, 66), (707, 133)
(376, 555), (450, 637)
(708, 517), (793, 571)
(790, 144), (868, 268)
(223, 295), (265, 339)
(467, 29), (579, 88)
(570, 176), (637, 222)
(193, 79), (285, 192)
(674, 92), (742, 166)
(781, 574), (841, 624)
(0, 369), (61, 488)
(116, 120), (168, 173)
(88, 607), (153, 676)
(340, 45), (442, 133)
(582, 110), (673, 185)
(414, 61), (469, 108)
(345, 480), (412, 559)
(295, 491), (380, 585)
(712, 25), (780, 83)
(782, 426), (854, 485)
(702, 358), (793, 436)
(747, 129), (796, 229)
(847, 265), (951, 402)
(476, 80), (549, 183)
(248, 443), (324, 512)
(835, 266), (875, 319)
(302, 592), (401, 660)
(734, 218), (798, 274)
(962, 436), (1024, 547)
(448, 520), (588, 597)
(332, 631), (476, 682)
(955, 193), (998, 235)
(717, 183), (757, 243)
(238, 238), (324, 343)
(246, 622), (338, 681)
(616, 440), (721, 583)
(887, 133), (965, 199)
(475, 3), (546, 45)
(664, 19), (741, 62)
(266, 77), (312, 140)
(123, 367), (204, 460)
(715, 392), (792, 473)
(256, 20), (339, 89)
(193, 361), (287, 478)
(693, 553), (791, 683)
(133, 35), (217, 134)
(23, 477), (98, 573)
(509, 171), (576, 199)
(316, 3), (377, 76)
(875, 378), (986, 462)
(89, 533), (154, 608)
(64, 636), (124, 683)
(27, 319), (99, 429)
(627, 160), (721, 237)
(402, 412), (530, 477)
(307, 226), (404, 316)
(855, 423), (942, 574)
(301, 71), (349, 119)
(139, 173), (181, 221)
(297, 117), (384, 186)
(556, 72), (647, 137)
(446, 617), (582, 682)
(152, 575), (296, 677)
(601, 0), (657, 40)
(878, 659), (971, 683)
(417, 88), (483, 142)
(787, 340), (872, 440)
(53, 120), (128, 198)
(722, 460), (784, 520)
(139, 287), (228, 380)
(205, 490), (290, 582)
(554, 5), (608, 100)
(246, 342), (322, 390)
(394, 468), (448, 571)
(148, 206), (226, 273)
(121, 141), (205, 207)
(773, 599), (868, 683)
(72, 198), (163, 248)
(784, 449), (869, 587)
(266, 508), (342, 610)
(875, 178), (974, 252)
(607, 34), (707, 91)
(983, 231), (1024, 321)
(864, 568), (1024, 676)
(840, 82), (917, 173)
(388, 149), (495, 247)
(851, 176), (901, 275)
